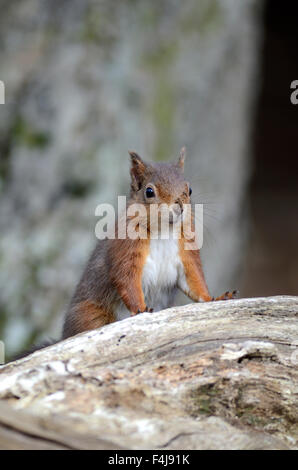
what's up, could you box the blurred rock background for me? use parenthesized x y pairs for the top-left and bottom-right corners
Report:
(0, 0), (275, 357)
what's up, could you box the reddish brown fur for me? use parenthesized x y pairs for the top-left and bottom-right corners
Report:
(108, 236), (150, 314)
(62, 150), (236, 339)
(72, 300), (115, 333)
(178, 235), (212, 302)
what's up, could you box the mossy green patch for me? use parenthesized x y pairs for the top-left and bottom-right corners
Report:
(151, 79), (175, 161)
(142, 40), (178, 162)
(189, 383), (220, 416)
(80, 5), (116, 49)
(12, 116), (50, 149)
(62, 178), (94, 198)
(143, 41), (178, 71)
(182, 0), (222, 35)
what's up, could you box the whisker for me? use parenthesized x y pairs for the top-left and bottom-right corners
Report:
(191, 194), (220, 204)
(192, 212), (218, 249)
(203, 212), (222, 223)
(193, 206), (221, 221)
(202, 224), (216, 249)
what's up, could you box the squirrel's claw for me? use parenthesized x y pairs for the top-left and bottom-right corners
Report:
(130, 308), (141, 316)
(131, 306), (154, 316)
(213, 290), (238, 301)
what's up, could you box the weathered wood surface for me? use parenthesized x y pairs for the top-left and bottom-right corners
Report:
(0, 296), (297, 450)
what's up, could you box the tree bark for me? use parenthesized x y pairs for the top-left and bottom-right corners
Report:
(0, 296), (297, 450)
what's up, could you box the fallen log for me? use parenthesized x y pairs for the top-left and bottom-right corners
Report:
(0, 296), (297, 450)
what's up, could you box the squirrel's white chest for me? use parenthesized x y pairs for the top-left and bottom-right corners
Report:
(114, 238), (183, 321)
(142, 238), (181, 292)
(141, 238), (183, 311)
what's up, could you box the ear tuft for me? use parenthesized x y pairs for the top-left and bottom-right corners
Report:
(178, 146), (186, 170)
(129, 150), (142, 165)
(128, 150), (146, 191)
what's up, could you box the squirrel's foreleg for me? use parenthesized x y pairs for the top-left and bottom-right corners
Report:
(109, 237), (150, 315)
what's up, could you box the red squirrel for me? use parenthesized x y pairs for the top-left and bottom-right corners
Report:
(62, 148), (236, 339)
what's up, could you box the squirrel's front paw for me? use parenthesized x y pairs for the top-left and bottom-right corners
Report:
(213, 290), (238, 301)
(145, 306), (154, 313)
(131, 308), (144, 316)
(131, 306), (154, 316)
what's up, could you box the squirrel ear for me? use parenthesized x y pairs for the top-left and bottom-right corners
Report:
(177, 146), (186, 170)
(129, 151), (146, 191)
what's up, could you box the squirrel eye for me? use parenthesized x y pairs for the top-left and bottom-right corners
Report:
(189, 187), (192, 196)
(145, 187), (155, 198)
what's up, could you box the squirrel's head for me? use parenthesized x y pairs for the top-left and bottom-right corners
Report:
(128, 148), (192, 228)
